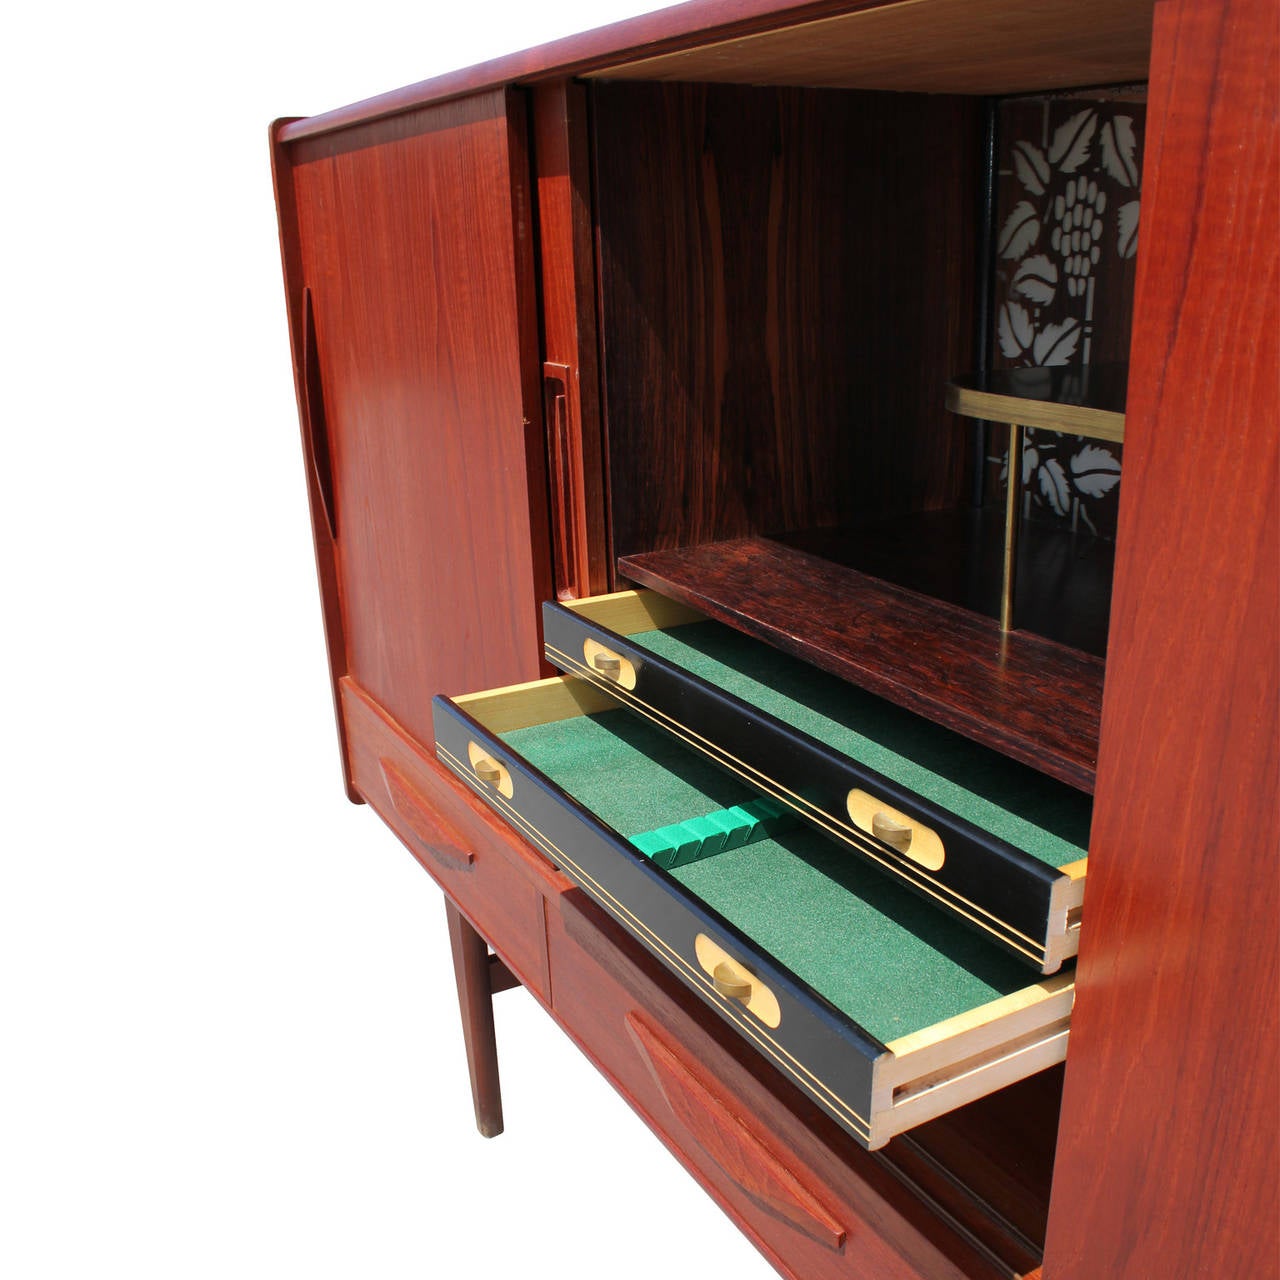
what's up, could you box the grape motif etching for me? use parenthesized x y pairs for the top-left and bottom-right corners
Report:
(993, 105), (1142, 532)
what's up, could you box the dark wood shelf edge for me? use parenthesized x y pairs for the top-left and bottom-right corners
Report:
(619, 537), (1102, 793)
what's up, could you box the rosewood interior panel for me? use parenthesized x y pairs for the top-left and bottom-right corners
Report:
(593, 82), (979, 559)
(620, 537), (1103, 790)
(284, 91), (551, 748)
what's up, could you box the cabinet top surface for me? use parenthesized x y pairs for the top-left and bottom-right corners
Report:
(277, 0), (1154, 144)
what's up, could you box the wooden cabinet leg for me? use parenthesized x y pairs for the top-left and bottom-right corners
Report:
(444, 897), (505, 1138)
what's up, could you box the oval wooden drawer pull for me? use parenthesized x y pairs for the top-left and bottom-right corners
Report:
(695, 934), (781, 1027)
(712, 960), (753, 1002)
(871, 811), (913, 852)
(473, 757), (502, 783)
(848, 789), (945, 871)
(467, 742), (514, 798)
(582, 638), (638, 689)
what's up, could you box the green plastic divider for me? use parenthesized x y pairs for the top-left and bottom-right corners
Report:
(630, 796), (796, 868)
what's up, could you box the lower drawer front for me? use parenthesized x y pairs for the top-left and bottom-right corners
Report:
(433, 676), (1072, 1150)
(342, 677), (563, 1000)
(547, 893), (1018, 1280)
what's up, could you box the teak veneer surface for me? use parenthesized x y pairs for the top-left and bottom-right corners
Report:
(620, 537), (1103, 792)
(283, 91), (551, 750)
(270, 120), (358, 798)
(550, 892), (1035, 1280)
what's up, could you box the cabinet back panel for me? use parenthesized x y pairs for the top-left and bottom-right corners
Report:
(592, 82), (979, 558)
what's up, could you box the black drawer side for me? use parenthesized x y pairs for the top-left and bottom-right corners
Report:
(544, 600), (1071, 971)
(432, 691), (885, 1146)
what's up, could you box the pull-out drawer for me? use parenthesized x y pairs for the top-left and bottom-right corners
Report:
(547, 894), (1042, 1280)
(433, 675), (1072, 1150)
(542, 591), (1091, 973)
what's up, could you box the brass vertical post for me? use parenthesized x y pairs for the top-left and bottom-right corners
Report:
(1001, 424), (1023, 632)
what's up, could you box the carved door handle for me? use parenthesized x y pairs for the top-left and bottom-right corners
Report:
(301, 287), (337, 540)
(625, 1010), (846, 1252)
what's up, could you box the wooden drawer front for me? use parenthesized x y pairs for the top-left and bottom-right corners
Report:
(547, 895), (1017, 1280)
(544, 592), (1089, 974)
(433, 676), (1072, 1150)
(342, 677), (562, 1000)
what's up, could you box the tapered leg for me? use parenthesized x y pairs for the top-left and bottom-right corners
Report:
(444, 897), (504, 1138)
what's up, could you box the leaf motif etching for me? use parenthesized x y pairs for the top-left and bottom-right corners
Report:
(1047, 108), (1097, 174)
(1100, 117), (1140, 187)
(1071, 444), (1123, 499)
(1117, 201), (1140, 258)
(999, 200), (1040, 259)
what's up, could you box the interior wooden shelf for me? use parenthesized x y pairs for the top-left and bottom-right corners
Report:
(946, 364), (1128, 442)
(619, 533), (1104, 793)
(775, 508), (1114, 657)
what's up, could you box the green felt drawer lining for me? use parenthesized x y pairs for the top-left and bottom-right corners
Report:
(502, 708), (1035, 1043)
(624, 620), (1091, 868)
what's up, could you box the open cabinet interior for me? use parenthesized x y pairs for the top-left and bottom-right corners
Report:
(589, 45), (1147, 797)
(574, 6), (1155, 1262)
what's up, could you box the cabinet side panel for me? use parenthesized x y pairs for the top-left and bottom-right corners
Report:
(270, 119), (361, 799)
(593, 83), (978, 557)
(1045, 0), (1278, 1273)
(286, 91), (551, 747)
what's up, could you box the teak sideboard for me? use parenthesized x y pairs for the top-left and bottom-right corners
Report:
(271, 1), (1278, 1276)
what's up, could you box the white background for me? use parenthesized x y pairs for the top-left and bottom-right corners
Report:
(1, 4), (777, 1276)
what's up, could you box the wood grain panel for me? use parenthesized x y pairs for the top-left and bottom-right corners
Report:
(532, 82), (611, 598)
(286, 91), (551, 749)
(270, 119), (360, 800)
(590, 0), (1154, 93)
(277, 0), (1153, 143)
(897, 1067), (1062, 1269)
(550, 891), (1026, 1280)
(1044, 0), (1278, 1273)
(594, 83), (978, 559)
(620, 536), (1103, 790)
(342, 676), (570, 1002)
(626, 1010), (848, 1252)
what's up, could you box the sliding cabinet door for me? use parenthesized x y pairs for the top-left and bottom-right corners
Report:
(273, 90), (550, 764)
